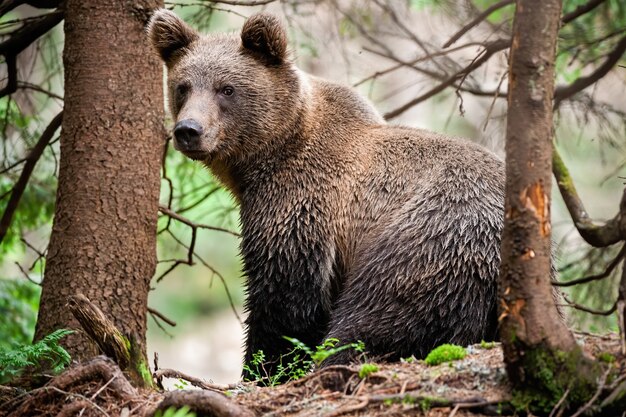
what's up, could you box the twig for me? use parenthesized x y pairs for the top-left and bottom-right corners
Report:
(0, 111), (62, 244)
(159, 205), (240, 237)
(0, 9), (64, 98)
(196, 0), (276, 5)
(443, 0), (515, 48)
(147, 307), (177, 327)
(14, 261), (41, 285)
(17, 81), (63, 100)
(561, 0), (608, 24)
(353, 42), (483, 88)
(44, 386), (110, 417)
(263, 392), (342, 417)
(570, 367), (612, 417)
(553, 244), (626, 286)
(383, 39), (510, 120)
(154, 352), (164, 390)
(548, 388), (570, 417)
(363, 46), (504, 98)
(559, 294), (617, 316)
(324, 396), (369, 417)
(482, 71), (507, 131)
(554, 35), (626, 107)
(89, 375), (117, 401)
(153, 368), (238, 391)
(158, 229), (243, 325)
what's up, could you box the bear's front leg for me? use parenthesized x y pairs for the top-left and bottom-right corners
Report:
(240, 219), (337, 383)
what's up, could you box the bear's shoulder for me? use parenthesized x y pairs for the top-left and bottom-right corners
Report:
(302, 73), (384, 126)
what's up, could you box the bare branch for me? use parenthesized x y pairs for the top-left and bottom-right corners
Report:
(383, 38), (510, 120)
(443, 0), (515, 48)
(0, 55), (18, 99)
(158, 205), (240, 237)
(561, 0), (608, 24)
(559, 295), (617, 316)
(554, 35), (626, 107)
(17, 81), (63, 100)
(0, 9), (64, 98)
(0, 111), (62, 244)
(153, 368), (238, 391)
(553, 244), (625, 287)
(194, 0), (276, 5)
(147, 307), (177, 327)
(552, 145), (625, 247)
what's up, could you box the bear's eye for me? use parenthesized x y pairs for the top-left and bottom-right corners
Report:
(175, 83), (189, 98)
(221, 86), (234, 96)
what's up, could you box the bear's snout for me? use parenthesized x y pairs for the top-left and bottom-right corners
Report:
(174, 119), (203, 151)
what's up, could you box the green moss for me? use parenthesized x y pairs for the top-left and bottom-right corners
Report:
(424, 344), (467, 366)
(128, 336), (154, 388)
(552, 146), (579, 198)
(358, 363), (379, 379)
(418, 397), (431, 410)
(135, 357), (153, 387)
(510, 345), (600, 414)
(597, 352), (615, 363)
(479, 340), (497, 349)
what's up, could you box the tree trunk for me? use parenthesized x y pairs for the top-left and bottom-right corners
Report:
(499, 0), (600, 412)
(35, 0), (164, 386)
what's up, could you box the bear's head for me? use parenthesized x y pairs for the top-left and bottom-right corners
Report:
(147, 10), (304, 164)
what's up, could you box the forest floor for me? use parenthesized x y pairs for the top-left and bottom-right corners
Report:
(0, 332), (622, 417)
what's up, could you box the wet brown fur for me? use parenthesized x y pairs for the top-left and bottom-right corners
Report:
(148, 10), (505, 375)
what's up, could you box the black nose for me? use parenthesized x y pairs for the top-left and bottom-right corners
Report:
(174, 119), (203, 149)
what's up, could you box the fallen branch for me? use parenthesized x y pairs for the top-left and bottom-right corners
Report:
(68, 294), (152, 388)
(153, 368), (239, 391)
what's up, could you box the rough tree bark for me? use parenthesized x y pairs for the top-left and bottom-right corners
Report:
(34, 0), (164, 386)
(498, 0), (601, 411)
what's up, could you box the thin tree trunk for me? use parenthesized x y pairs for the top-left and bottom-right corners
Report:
(35, 0), (164, 386)
(499, 0), (600, 411)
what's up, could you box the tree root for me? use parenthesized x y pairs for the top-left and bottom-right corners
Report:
(0, 356), (254, 417)
(68, 294), (153, 388)
(148, 390), (255, 417)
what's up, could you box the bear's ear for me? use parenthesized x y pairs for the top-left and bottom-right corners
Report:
(147, 9), (198, 65)
(241, 13), (288, 65)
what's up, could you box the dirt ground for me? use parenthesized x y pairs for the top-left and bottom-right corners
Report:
(0, 332), (623, 417)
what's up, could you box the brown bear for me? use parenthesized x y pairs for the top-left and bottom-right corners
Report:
(147, 10), (505, 376)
